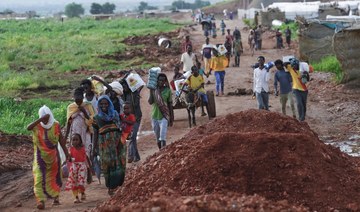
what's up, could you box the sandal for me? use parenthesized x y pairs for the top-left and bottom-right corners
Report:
(37, 201), (45, 210)
(52, 196), (60, 206)
(74, 196), (81, 203)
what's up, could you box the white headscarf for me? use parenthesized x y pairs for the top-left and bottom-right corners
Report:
(109, 81), (123, 96)
(38, 105), (56, 129)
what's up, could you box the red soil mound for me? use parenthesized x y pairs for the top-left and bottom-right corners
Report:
(96, 109), (360, 211)
(0, 132), (32, 173)
(102, 192), (307, 212)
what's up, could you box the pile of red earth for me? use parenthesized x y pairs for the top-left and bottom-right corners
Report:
(0, 132), (32, 173)
(96, 109), (360, 211)
(0, 132), (33, 208)
(99, 30), (182, 71)
(103, 192), (307, 212)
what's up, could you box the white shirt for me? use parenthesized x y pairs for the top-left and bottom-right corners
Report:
(253, 67), (270, 93)
(181, 52), (195, 72)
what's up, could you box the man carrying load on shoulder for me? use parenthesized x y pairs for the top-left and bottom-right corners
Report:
(284, 59), (309, 121)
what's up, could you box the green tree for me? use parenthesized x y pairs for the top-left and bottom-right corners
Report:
(102, 2), (116, 14)
(25, 11), (38, 18)
(1, 9), (14, 15)
(171, 0), (210, 10)
(90, 3), (103, 14)
(138, 1), (158, 11)
(64, 2), (84, 18)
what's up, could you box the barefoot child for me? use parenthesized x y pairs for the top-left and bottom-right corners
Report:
(120, 102), (136, 162)
(65, 133), (89, 203)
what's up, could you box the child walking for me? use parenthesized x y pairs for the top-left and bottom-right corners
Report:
(65, 133), (88, 203)
(120, 102), (136, 162)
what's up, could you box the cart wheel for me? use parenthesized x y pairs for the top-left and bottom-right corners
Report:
(206, 90), (216, 118)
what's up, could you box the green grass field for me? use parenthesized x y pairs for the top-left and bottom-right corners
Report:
(0, 17), (181, 135)
(0, 97), (70, 135)
(312, 56), (343, 83)
(0, 18), (181, 96)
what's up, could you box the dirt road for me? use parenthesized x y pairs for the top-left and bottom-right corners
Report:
(2, 17), (360, 211)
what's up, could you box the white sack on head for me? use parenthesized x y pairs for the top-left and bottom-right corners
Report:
(109, 81), (123, 95)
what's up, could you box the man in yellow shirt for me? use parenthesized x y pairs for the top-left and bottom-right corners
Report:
(184, 66), (209, 116)
(210, 46), (229, 96)
(285, 60), (308, 121)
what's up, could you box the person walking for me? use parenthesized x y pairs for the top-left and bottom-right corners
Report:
(253, 56), (270, 110)
(224, 29), (233, 67)
(121, 81), (142, 163)
(65, 133), (89, 203)
(274, 59), (296, 118)
(248, 29), (256, 56)
(255, 25), (263, 50)
(148, 73), (174, 149)
(81, 79), (98, 114)
(93, 95), (126, 195)
(233, 27), (241, 41)
(285, 26), (292, 48)
(201, 37), (214, 77)
(180, 45), (197, 73)
(210, 46), (229, 96)
(65, 87), (95, 158)
(285, 60), (309, 121)
(181, 35), (192, 53)
(27, 105), (69, 210)
(233, 36), (243, 67)
(220, 20), (226, 36)
(275, 29), (284, 49)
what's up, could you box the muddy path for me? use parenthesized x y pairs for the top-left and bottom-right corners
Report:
(2, 17), (360, 211)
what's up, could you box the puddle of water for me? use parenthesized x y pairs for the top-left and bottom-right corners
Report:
(323, 134), (360, 157)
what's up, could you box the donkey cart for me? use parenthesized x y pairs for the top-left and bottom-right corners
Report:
(173, 90), (216, 128)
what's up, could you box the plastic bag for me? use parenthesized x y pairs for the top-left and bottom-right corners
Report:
(57, 143), (66, 164)
(147, 67), (161, 90)
(89, 75), (105, 96)
(62, 163), (69, 178)
(175, 79), (186, 92)
(126, 73), (145, 92)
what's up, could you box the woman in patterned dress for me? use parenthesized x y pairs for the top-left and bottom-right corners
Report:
(93, 95), (126, 195)
(27, 105), (69, 210)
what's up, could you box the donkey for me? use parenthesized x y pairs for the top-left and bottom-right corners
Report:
(185, 90), (198, 128)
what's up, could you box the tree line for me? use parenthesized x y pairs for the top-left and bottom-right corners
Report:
(1, 0), (211, 19)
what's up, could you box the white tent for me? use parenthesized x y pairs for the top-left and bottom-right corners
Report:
(268, 2), (321, 20)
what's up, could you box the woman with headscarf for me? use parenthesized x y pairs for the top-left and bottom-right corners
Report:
(91, 76), (124, 114)
(65, 87), (95, 158)
(27, 105), (69, 210)
(93, 95), (126, 195)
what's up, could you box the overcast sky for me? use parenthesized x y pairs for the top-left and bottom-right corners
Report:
(0, 0), (224, 14)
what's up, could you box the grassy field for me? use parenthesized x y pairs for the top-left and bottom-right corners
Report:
(0, 17), (181, 135)
(312, 56), (343, 83)
(0, 18), (181, 96)
(0, 97), (70, 135)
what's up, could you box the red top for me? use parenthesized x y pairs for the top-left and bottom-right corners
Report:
(120, 113), (136, 133)
(70, 146), (86, 162)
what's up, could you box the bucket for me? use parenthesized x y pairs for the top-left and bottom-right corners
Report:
(158, 37), (172, 48)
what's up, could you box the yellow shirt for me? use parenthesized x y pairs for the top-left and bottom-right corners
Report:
(285, 64), (308, 91)
(186, 74), (205, 93)
(210, 55), (228, 72)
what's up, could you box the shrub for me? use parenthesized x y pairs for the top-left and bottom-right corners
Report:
(312, 56), (343, 83)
